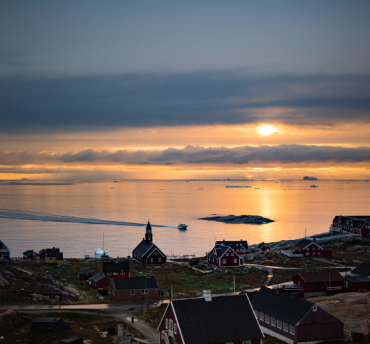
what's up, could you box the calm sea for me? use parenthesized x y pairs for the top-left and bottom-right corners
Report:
(0, 180), (369, 258)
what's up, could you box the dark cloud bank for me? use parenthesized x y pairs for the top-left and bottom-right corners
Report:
(1, 71), (370, 133)
(1, 145), (370, 166)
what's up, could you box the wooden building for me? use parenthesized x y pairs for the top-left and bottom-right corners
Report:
(107, 276), (159, 301)
(216, 239), (248, 254)
(132, 221), (166, 265)
(207, 244), (244, 267)
(351, 262), (370, 277)
(256, 243), (271, 252)
(23, 249), (37, 259)
(89, 272), (111, 289)
(251, 287), (344, 344)
(292, 271), (344, 298)
(332, 216), (370, 237)
(345, 275), (370, 292)
(294, 239), (332, 256)
(0, 240), (10, 259)
(76, 270), (92, 280)
(157, 291), (264, 344)
(102, 261), (130, 278)
(46, 247), (63, 265)
(38, 249), (46, 259)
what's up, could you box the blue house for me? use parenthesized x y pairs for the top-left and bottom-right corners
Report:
(0, 240), (10, 259)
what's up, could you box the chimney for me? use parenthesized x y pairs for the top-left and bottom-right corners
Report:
(203, 290), (212, 301)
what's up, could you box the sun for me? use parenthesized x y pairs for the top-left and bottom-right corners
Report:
(257, 125), (276, 136)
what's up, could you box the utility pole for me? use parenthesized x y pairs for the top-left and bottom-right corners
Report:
(225, 270), (228, 296)
(233, 274), (235, 293)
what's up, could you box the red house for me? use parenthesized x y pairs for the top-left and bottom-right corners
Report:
(76, 270), (92, 280)
(256, 242), (271, 252)
(157, 291), (264, 344)
(102, 260), (130, 278)
(332, 216), (370, 237)
(38, 249), (46, 259)
(251, 286), (344, 344)
(345, 276), (370, 292)
(207, 244), (244, 267)
(292, 271), (344, 298)
(89, 272), (111, 289)
(295, 239), (332, 256)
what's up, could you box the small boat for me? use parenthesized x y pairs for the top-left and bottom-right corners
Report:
(310, 184), (319, 188)
(178, 223), (188, 230)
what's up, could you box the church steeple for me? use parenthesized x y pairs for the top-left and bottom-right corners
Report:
(145, 221), (152, 244)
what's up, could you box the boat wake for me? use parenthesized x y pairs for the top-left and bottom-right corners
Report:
(0, 209), (177, 228)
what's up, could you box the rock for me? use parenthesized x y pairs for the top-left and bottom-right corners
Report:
(199, 214), (274, 224)
(79, 296), (84, 301)
(13, 267), (32, 276)
(0, 274), (9, 286)
(0, 310), (30, 334)
(31, 293), (49, 301)
(2, 270), (14, 276)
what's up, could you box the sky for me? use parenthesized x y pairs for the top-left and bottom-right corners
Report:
(1, 0), (370, 180)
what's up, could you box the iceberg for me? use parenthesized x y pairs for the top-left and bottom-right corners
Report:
(94, 248), (108, 257)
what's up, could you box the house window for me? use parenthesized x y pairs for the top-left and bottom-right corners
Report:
(290, 324), (295, 335)
(141, 289), (148, 294)
(222, 259), (226, 264)
(162, 331), (166, 339)
(313, 305), (317, 312)
(231, 253), (234, 256)
(234, 259), (237, 263)
(226, 253), (229, 256)
(271, 316), (276, 326)
(259, 311), (264, 321)
(130, 290), (135, 295)
(165, 319), (168, 329)
(236, 249), (239, 252)
(169, 319), (173, 331)
(174, 323), (177, 334)
(112, 291), (115, 296)
(158, 258), (161, 262)
(277, 319), (282, 329)
(265, 314), (270, 324)
(107, 272), (111, 275)
(283, 322), (288, 332)
(151, 258), (153, 263)
(243, 341), (251, 344)
(49, 258), (53, 261)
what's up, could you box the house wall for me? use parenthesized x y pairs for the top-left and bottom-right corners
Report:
(296, 307), (343, 342)
(346, 281), (370, 292)
(158, 304), (183, 344)
(295, 243), (332, 257)
(208, 247), (243, 267)
(46, 256), (57, 264)
(91, 277), (111, 289)
(292, 275), (344, 293)
(77, 273), (92, 280)
(143, 248), (166, 265)
(108, 285), (159, 300)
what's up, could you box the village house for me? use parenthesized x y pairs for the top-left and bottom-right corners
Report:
(351, 261), (370, 277)
(107, 276), (159, 301)
(38, 249), (46, 259)
(332, 216), (370, 237)
(251, 286), (344, 344)
(158, 291), (264, 344)
(292, 271), (344, 298)
(102, 260), (130, 278)
(132, 221), (166, 265)
(294, 239), (332, 256)
(23, 249), (37, 259)
(89, 272), (111, 289)
(345, 275), (370, 292)
(0, 240), (10, 259)
(215, 239), (249, 254)
(256, 242), (271, 252)
(76, 270), (92, 280)
(45, 247), (63, 264)
(207, 243), (244, 267)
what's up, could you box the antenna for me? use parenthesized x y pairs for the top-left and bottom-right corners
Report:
(103, 232), (105, 255)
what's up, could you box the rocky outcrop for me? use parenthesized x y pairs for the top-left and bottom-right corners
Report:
(0, 274), (9, 286)
(199, 215), (274, 224)
(309, 292), (370, 335)
(0, 310), (30, 334)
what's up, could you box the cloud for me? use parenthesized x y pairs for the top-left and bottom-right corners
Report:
(1, 145), (370, 167)
(0, 70), (370, 133)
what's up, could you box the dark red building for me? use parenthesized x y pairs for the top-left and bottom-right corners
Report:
(38, 249), (46, 259)
(207, 244), (244, 267)
(158, 291), (264, 344)
(256, 242), (271, 252)
(102, 260), (130, 278)
(251, 287), (344, 344)
(89, 272), (111, 289)
(292, 271), (344, 298)
(332, 216), (370, 237)
(294, 239), (332, 257)
(76, 270), (92, 280)
(345, 276), (370, 292)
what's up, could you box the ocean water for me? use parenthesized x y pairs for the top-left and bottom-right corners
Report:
(0, 180), (369, 258)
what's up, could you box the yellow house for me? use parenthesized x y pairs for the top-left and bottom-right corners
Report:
(46, 247), (63, 265)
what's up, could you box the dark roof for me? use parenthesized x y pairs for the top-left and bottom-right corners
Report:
(295, 271), (344, 283)
(112, 276), (158, 291)
(46, 248), (60, 257)
(102, 261), (130, 273)
(76, 270), (91, 275)
(132, 239), (154, 257)
(352, 262), (370, 276)
(295, 239), (316, 249)
(56, 252), (63, 260)
(207, 244), (230, 258)
(90, 272), (108, 283)
(251, 286), (313, 325)
(171, 295), (263, 344)
(146, 221), (152, 230)
(216, 240), (248, 251)
(257, 242), (269, 249)
(352, 219), (367, 229)
(345, 275), (370, 283)
(39, 249), (45, 254)
(23, 249), (34, 256)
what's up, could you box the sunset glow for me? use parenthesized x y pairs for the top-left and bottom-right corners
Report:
(257, 125), (277, 136)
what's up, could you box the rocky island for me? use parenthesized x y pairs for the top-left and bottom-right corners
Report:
(199, 214), (274, 224)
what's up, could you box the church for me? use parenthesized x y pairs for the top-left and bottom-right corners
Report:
(132, 221), (167, 265)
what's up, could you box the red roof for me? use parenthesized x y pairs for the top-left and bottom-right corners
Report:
(295, 271), (344, 283)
